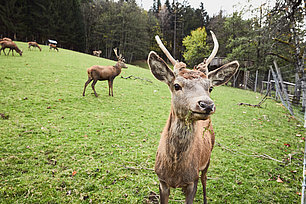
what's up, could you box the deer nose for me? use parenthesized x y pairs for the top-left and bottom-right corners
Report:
(198, 101), (215, 114)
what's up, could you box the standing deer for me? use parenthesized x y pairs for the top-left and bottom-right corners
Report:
(0, 41), (23, 56)
(49, 44), (58, 51)
(28, 42), (42, 51)
(83, 48), (127, 97)
(147, 31), (239, 204)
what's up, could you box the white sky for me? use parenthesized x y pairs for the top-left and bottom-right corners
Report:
(136, 0), (276, 17)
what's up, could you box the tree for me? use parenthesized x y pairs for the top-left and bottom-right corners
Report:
(182, 27), (210, 67)
(267, 0), (305, 104)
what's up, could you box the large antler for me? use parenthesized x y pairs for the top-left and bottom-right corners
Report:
(206, 31), (219, 66)
(196, 31), (219, 75)
(155, 36), (177, 66)
(113, 48), (119, 59)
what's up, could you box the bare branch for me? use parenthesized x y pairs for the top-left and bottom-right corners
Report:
(217, 143), (284, 163)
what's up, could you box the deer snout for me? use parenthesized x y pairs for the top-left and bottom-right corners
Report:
(198, 101), (215, 114)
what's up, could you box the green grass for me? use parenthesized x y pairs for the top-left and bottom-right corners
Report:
(0, 42), (305, 203)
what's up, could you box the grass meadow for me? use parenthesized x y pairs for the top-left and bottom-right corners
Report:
(0, 42), (305, 203)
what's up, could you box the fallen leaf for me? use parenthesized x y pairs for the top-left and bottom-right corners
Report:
(72, 171), (77, 176)
(276, 175), (283, 183)
(284, 143), (291, 147)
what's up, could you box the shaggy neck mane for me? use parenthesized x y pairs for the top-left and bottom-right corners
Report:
(165, 106), (196, 163)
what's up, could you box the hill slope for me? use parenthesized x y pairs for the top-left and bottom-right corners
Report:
(0, 42), (304, 203)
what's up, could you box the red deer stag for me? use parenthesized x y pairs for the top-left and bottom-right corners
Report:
(28, 42), (42, 51)
(147, 31), (239, 204)
(83, 48), (127, 97)
(0, 41), (23, 56)
(49, 44), (58, 51)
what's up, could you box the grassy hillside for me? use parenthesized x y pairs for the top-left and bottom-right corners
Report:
(0, 42), (304, 203)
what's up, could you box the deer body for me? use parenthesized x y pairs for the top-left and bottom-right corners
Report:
(2, 37), (12, 41)
(155, 115), (214, 186)
(83, 48), (127, 97)
(148, 32), (239, 203)
(0, 41), (22, 56)
(49, 44), (58, 51)
(28, 42), (42, 51)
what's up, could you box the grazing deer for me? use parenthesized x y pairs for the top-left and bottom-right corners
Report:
(83, 48), (127, 97)
(28, 42), (42, 51)
(147, 31), (239, 204)
(49, 44), (58, 52)
(2, 37), (12, 41)
(93, 50), (102, 57)
(0, 41), (23, 56)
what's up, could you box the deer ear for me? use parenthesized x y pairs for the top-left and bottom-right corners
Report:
(208, 61), (239, 86)
(148, 51), (175, 85)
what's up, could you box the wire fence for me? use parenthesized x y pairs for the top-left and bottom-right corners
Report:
(231, 63), (305, 124)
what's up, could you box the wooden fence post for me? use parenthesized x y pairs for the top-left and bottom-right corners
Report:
(254, 70), (258, 92)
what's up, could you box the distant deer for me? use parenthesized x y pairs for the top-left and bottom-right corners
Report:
(83, 48), (128, 97)
(147, 31), (239, 204)
(2, 37), (12, 41)
(93, 50), (102, 57)
(49, 44), (58, 51)
(28, 42), (42, 51)
(0, 41), (23, 56)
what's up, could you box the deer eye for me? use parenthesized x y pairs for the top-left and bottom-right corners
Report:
(174, 84), (182, 91)
(209, 87), (213, 93)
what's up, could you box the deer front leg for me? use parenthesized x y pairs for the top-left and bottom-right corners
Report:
(159, 180), (170, 204)
(108, 80), (111, 96)
(83, 78), (93, 96)
(201, 160), (210, 204)
(185, 180), (198, 204)
(91, 79), (98, 97)
(110, 80), (114, 96)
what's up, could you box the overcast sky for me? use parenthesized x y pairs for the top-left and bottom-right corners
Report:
(136, 0), (276, 17)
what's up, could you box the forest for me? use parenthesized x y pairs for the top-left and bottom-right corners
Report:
(0, 0), (304, 99)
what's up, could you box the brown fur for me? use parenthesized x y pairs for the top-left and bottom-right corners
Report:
(28, 42), (42, 51)
(0, 41), (22, 56)
(82, 57), (127, 97)
(179, 69), (206, 79)
(2, 37), (12, 41)
(49, 44), (58, 51)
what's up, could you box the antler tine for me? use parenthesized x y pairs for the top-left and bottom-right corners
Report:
(155, 35), (177, 66)
(113, 48), (119, 59)
(205, 31), (219, 66)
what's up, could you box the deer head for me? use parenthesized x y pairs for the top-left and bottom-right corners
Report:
(113, 48), (128, 68)
(147, 31), (239, 121)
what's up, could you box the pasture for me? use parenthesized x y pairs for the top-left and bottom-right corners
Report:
(0, 42), (304, 203)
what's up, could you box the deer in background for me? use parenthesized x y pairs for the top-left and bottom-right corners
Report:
(49, 44), (58, 51)
(147, 31), (239, 204)
(93, 50), (102, 57)
(1, 37), (12, 42)
(28, 42), (42, 51)
(0, 41), (23, 56)
(83, 48), (127, 97)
